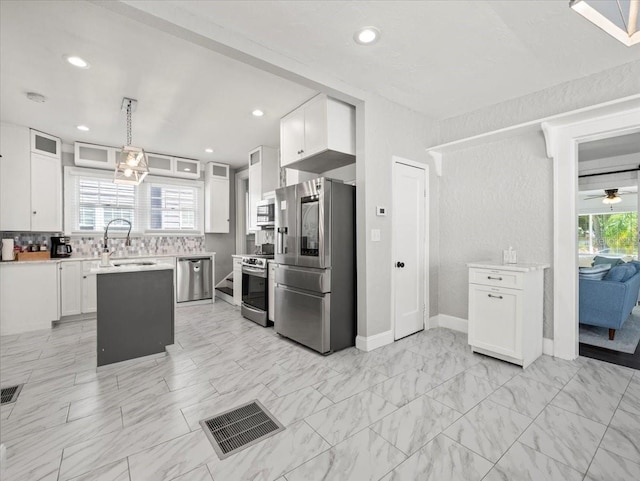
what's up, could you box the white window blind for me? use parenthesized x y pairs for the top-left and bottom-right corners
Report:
(64, 167), (203, 235)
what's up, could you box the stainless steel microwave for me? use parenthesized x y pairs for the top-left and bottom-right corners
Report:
(256, 198), (275, 228)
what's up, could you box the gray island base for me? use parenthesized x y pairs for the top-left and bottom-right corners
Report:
(96, 267), (174, 367)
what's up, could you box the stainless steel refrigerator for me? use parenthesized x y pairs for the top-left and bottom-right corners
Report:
(274, 177), (355, 354)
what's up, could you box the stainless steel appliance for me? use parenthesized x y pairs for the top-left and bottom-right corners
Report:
(241, 256), (272, 326)
(50, 235), (72, 258)
(275, 178), (355, 354)
(176, 257), (212, 302)
(256, 198), (275, 228)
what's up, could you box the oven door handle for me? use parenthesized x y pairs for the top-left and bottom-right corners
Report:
(242, 266), (268, 278)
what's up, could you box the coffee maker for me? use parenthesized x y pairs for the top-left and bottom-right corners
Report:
(51, 236), (72, 258)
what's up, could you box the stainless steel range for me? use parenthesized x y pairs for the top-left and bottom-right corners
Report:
(240, 255), (273, 326)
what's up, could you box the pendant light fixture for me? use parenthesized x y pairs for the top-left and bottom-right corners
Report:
(114, 97), (149, 185)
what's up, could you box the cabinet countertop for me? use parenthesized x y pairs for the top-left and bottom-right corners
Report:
(467, 261), (550, 272)
(0, 252), (216, 266)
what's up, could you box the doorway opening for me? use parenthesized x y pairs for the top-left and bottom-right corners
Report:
(577, 132), (640, 369)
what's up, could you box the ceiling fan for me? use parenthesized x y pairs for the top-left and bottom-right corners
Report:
(583, 188), (632, 206)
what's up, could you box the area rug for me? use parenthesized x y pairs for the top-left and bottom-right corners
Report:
(579, 306), (640, 354)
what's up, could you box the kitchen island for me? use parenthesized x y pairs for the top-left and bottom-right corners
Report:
(93, 262), (175, 368)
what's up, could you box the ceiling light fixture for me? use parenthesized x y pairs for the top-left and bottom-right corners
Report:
(602, 189), (623, 204)
(26, 92), (46, 103)
(570, 0), (639, 46)
(205, 148), (214, 153)
(65, 55), (90, 69)
(252, 109), (264, 117)
(114, 97), (149, 186)
(76, 125), (90, 131)
(354, 26), (381, 45)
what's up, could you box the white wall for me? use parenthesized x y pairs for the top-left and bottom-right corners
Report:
(438, 132), (554, 337)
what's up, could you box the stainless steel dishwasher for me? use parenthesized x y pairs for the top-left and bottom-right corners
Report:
(176, 257), (213, 302)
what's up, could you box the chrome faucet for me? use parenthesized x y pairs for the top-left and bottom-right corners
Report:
(103, 218), (132, 252)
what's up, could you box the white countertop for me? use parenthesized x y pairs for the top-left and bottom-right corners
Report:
(91, 263), (175, 275)
(467, 261), (550, 272)
(0, 252), (215, 266)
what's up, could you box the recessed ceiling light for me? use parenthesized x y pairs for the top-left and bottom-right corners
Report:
(65, 55), (90, 69)
(76, 125), (90, 131)
(354, 27), (380, 45)
(205, 148), (214, 153)
(26, 92), (46, 103)
(252, 109), (264, 117)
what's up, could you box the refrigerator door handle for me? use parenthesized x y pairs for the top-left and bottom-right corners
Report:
(277, 226), (288, 254)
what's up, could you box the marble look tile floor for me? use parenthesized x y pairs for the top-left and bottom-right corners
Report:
(1, 301), (639, 481)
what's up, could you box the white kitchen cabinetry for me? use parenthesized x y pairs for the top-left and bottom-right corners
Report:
(248, 146), (278, 231)
(0, 125), (62, 232)
(31, 152), (62, 232)
(280, 94), (355, 173)
(467, 262), (549, 368)
(74, 143), (116, 170)
(0, 122), (31, 231)
(205, 162), (230, 233)
(233, 256), (242, 306)
(82, 261), (98, 314)
(268, 262), (276, 322)
(60, 261), (82, 316)
(0, 262), (59, 335)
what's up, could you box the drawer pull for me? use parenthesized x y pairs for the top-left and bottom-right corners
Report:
(487, 276), (503, 281)
(488, 294), (503, 299)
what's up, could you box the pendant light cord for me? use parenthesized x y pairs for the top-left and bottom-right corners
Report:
(126, 100), (132, 146)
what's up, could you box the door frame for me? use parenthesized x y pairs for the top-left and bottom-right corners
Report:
(543, 100), (640, 360)
(235, 168), (249, 255)
(390, 156), (429, 340)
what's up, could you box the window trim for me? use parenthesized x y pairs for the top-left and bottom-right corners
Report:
(64, 166), (204, 236)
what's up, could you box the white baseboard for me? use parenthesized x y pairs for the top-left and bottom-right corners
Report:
(356, 330), (394, 352)
(543, 337), (554, 356)
(432, 314), (468, 333)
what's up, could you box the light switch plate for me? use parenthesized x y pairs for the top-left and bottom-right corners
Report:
(371, 229), (381, 242)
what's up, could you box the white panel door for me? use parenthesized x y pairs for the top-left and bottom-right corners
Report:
(60, 261), (82, 316)
(393, 162), (426, 340)
(0, 123), (31, 231)
(31, 152), (62, 231)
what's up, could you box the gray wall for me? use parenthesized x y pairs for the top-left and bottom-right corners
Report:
(438, 132), (554, 338)
(205, 168), (236, 284)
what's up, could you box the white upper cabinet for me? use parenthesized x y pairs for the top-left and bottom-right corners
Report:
(204, 162), (230, 233)
(0, 124), (61, 232)
(31, 152), (62, 232)
(248, 146), (278, 231)
(0, 123), (32, 231)
(280, 94), (355, 173)
(75, 142), (201, 180)
(31, 129), (61, 158)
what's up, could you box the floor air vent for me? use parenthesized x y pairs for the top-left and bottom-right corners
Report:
(200, 400), (284, 459)
(1, 384), (23, 404)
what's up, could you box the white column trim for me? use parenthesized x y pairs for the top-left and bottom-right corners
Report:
(355, 330), (394, 352)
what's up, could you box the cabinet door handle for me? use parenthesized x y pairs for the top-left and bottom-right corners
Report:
(33, 211), (37, 215)
(487, 276), (502, 280)
(487, 294), (503, 299)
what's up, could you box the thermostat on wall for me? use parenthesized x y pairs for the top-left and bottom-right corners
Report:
(376, 206), (386, 216)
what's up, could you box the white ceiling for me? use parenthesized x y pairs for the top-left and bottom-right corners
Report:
(1, 1), (638, 170)
(0, 0), (316, 168)
(162, 0), (640, 119)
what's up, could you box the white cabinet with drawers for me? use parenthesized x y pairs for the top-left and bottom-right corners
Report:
(467, 262), (549, 368)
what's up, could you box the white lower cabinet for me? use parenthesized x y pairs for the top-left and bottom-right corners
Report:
(268, 262), (276, 322)
(60, 261), (82, 316)
(0, 263), (59, 335)
(82, 261), (98, 314)
(233, 257), (242, 306)
(467, 262), (548, 368)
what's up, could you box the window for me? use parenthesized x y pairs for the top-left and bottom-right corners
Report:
(64, 167), (203, 235)
(578, 211), (638, 257)
(149, 184), (198, 231)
